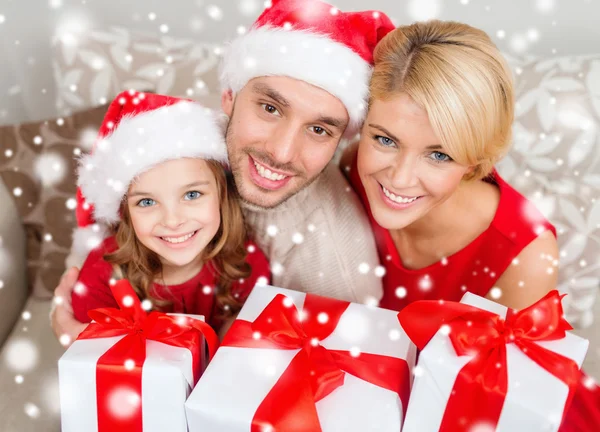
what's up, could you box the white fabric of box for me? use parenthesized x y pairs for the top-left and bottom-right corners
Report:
(185, 285), (417, 432)
(402, 293), (589, 432)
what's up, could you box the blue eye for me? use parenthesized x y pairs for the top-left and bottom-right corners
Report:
(137, 198), (155, 207)
(375, 135), (396, 147)
(430, 151), (452, 163)
(184, 191), (202, 200)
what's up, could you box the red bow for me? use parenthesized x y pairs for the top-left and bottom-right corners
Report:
(76, 279), (219, 432)
(398, 290), (581, 431)
(222, 293), (411, 432)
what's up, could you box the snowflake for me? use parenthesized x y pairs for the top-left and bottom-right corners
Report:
(24, 403), (41, 419)
(108, 386), (141, 420)
(358, 262), (370, 274)
(5, 338), (39, 372)
(374, 265), (386, 277)
(395, 286), (407, 299)
(292, 232), (304, 244)
(413, 365), (425, 377)
(35, 152), (67, 187)
(122, 295), (134, 307)
(59, 334), (71, 347)
(407, 0), (441, 21)
(468, 422), (496, 432)
(419, 275), (433, 291)
(317, 312), (328, 324)
(266, 224), (278, 237)
(206, 5), (223, 21)
(336, 309), (369, 343)
(271, 262), (284, 275)
(388, 329), (401, 341)
(239, 0), (260, 16)
(535, 0), (556, 13)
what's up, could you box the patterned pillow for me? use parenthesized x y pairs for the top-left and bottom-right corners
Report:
(496, 54), (600, 327)
(0, 105), (109, 298)
(52, 27), (221, 115)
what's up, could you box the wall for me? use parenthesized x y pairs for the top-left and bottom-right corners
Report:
(0, 0), (599, 125)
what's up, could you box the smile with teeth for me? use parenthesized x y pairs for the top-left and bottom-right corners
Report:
(382, 186), (420, 204)
(253, 160), (288, 181)
(160, 230), (197, 244)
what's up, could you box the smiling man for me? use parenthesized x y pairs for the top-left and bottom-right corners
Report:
(51, 0), (394, 343)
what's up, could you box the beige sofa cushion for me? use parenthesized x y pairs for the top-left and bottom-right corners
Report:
(51, 26), (221, 116)
(0, 105), (109, 299)
(496, 54), (600, 327)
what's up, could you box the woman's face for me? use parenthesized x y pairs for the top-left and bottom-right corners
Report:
(357, 93), (473, 231)
(127, 158), (221, 270)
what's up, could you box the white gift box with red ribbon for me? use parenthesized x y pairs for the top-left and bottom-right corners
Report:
(185, 285), (417, 432)
(58, 279), (218, 432)
(401, 292), (589, 432)
(59, 322), (200, 432)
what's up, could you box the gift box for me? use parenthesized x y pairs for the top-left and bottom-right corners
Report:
(58, 280), (218, 432)
(399, 291), (589, 432)
(185, 285), (417, 432)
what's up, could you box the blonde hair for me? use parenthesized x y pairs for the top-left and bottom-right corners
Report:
(370, 20), (514, 180)
(104, 160), (250, 317)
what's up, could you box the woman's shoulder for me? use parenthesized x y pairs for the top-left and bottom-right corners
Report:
(487, 170), (556, 241)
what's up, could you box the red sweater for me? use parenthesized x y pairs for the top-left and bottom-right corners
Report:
(349, 156), (599, 431)
(72, 236), (270, 329)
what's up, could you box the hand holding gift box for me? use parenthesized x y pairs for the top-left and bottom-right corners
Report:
(185, 285), (417, 432)
(59, 279), (219, 432)
(398, 290), (589, 432)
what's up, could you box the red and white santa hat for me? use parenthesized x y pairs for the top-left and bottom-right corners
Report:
(220, 0), (394, 137)
(67, 90), (228, 268)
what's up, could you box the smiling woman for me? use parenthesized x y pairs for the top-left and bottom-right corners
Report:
(345, 19), (558, 312)
(344, 20), (600, 430)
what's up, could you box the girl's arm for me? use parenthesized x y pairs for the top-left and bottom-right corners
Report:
(487, 230), (559, 310)
(72, 241), (120, 323)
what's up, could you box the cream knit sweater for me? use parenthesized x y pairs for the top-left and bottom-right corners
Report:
(242, 163), (383, 304)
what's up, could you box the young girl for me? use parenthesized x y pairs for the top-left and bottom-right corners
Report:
(70, 91), (270, 332)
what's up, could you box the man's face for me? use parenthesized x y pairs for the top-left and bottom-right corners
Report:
(222, 76), (349, 209)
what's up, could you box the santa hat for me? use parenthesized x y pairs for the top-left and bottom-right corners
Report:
(66, 90), (228, 269)
(220, 0), (394, 137)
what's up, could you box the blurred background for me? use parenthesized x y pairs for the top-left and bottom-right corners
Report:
(0, 1), (599, 431)
(1, 0), (599, 125)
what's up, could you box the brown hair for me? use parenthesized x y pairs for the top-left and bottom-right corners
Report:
(369, 20), (515, 180)
(104, 159), (250, 316)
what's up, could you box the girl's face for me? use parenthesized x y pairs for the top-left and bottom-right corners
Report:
(127, 158), (221, 270)
(357, 93), (473, 231)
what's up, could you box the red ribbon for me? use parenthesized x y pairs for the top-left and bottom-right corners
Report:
(76, 279), (219, 432)
(398, 290), (581, 431)
(222, 293), (411, 432)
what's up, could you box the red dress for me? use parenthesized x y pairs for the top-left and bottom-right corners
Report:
(72, 236), (270, 330)
(349, 156), (599, 431)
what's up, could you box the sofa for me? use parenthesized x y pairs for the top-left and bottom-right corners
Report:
(0, 27), (598, 431)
